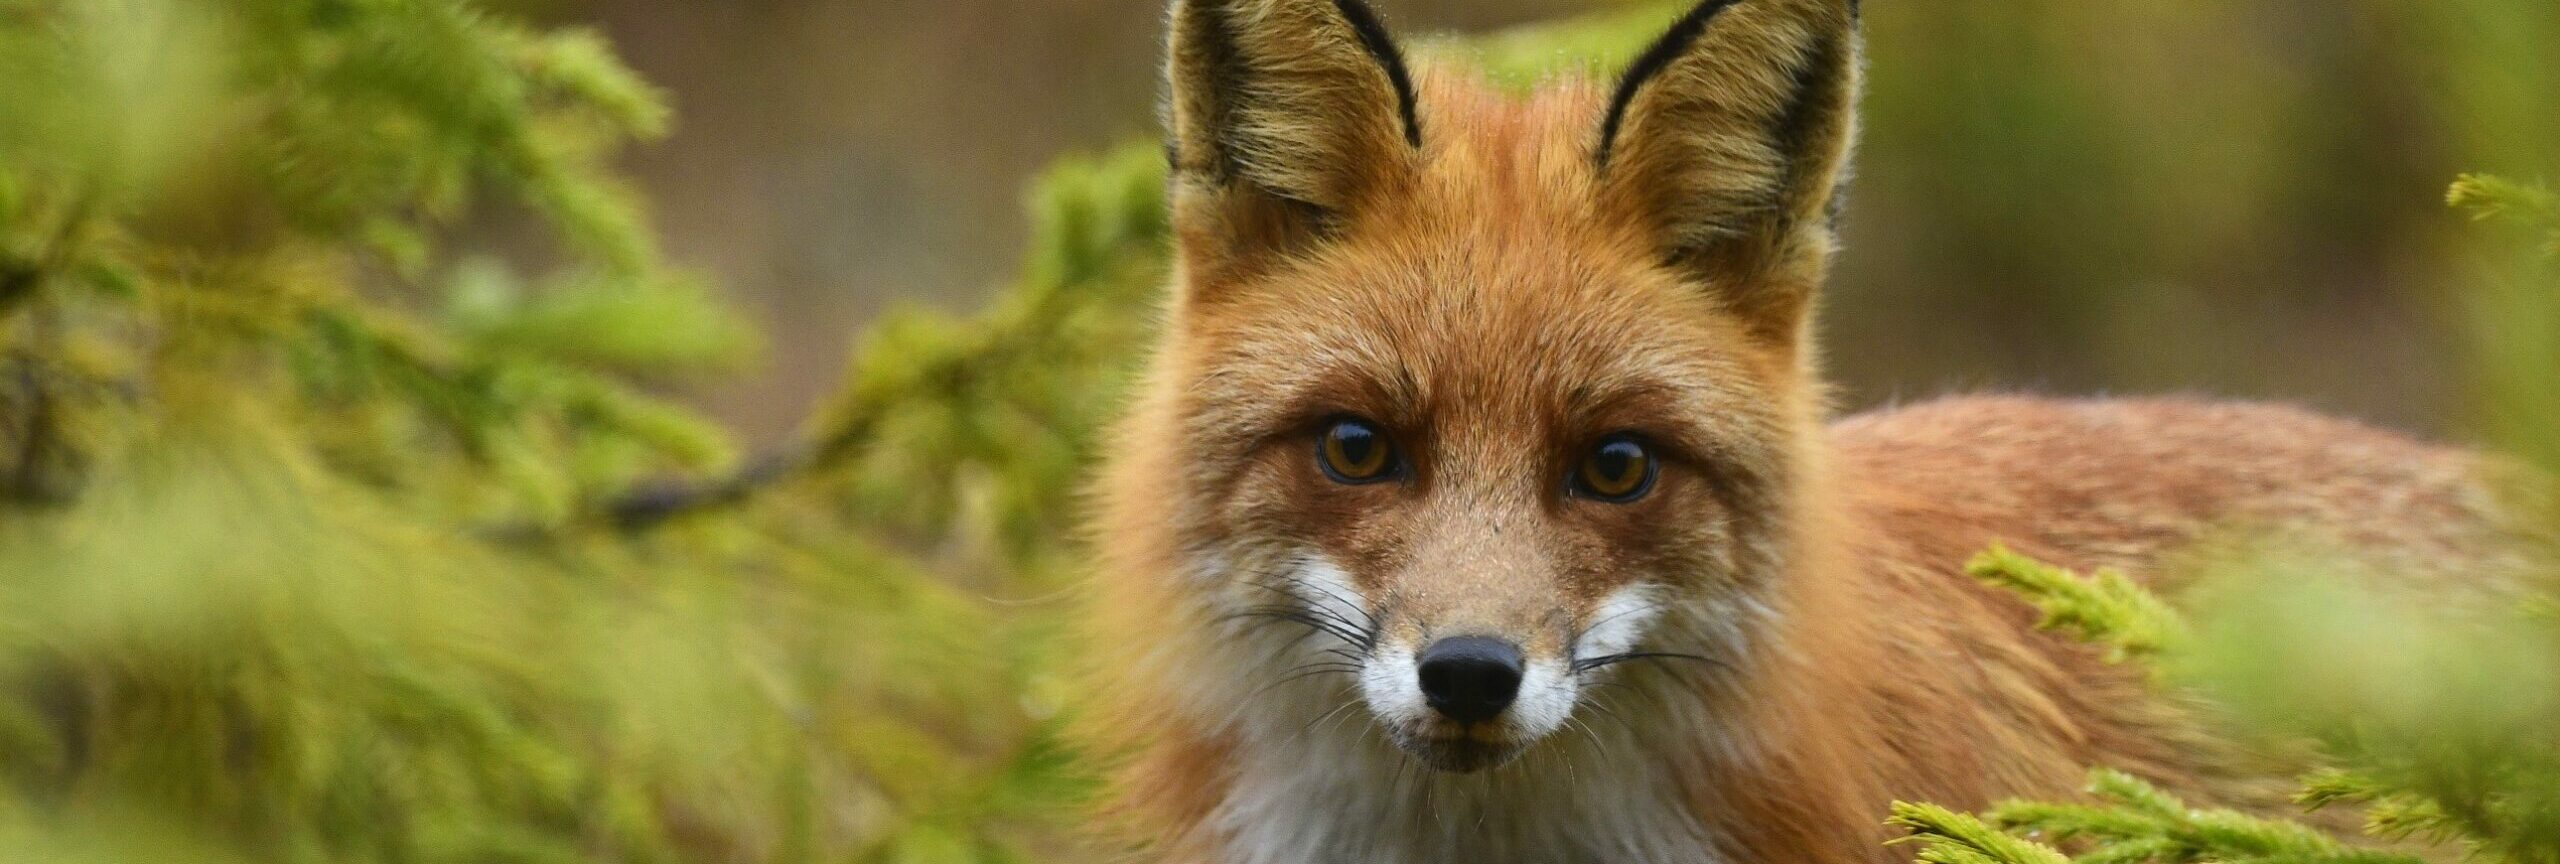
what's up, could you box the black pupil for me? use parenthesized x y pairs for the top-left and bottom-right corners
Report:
(1335, 424), (1378, 468)
(1593, 440), (1643, 484)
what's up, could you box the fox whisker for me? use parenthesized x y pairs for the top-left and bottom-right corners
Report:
(1237, 577), (1381, 651)
(1575, 690), (1639, 738)
(1223, 605), (1371, 649)
(1297, 694), (1364, 742)
(1269, 570), (1381, 631)
(1569, 650), (1728, 675)
(1250, 662), (1366, 701)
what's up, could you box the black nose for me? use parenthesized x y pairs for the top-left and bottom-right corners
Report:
(1416, 637), (1524, 724)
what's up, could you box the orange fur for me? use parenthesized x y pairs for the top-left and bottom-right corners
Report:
(1078, 2), (2537, 862)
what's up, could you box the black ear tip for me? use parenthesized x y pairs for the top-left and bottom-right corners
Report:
(1596, 0), (1743, 168)
(1329, 0), (1423, 149)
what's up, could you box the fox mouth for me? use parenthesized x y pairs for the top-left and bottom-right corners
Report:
(1391, 725), (1529, 773)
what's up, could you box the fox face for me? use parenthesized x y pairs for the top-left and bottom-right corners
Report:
(1170, 189), (1809, 771)
(1091, 0), (1861, 854)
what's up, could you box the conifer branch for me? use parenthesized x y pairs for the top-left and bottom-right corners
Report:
(1967, 544), (2188, 664)
(2449, 174), (2560, 260)
(563, 144), (1171, 535)
(1889, 801), (2076, 864)
(1982, 769), (2417, 864)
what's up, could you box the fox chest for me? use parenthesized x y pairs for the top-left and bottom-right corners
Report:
(1208, 725), (1729, 864)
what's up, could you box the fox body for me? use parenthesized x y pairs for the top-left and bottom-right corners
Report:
(1079, 1), (2532, 862)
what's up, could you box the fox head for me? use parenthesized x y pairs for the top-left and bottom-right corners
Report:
(1096, 0), (1861, 779)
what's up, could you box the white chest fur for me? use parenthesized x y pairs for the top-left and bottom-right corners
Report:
(1210, 691), (1727, 864)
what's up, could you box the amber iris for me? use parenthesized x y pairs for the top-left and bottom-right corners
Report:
(1573, 436), (1656, 502)
(1318, 418), (1397, 483)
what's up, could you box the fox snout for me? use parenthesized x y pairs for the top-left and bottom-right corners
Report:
(1355, 627), (1572, 773)
(1317, 564), (1664, 773)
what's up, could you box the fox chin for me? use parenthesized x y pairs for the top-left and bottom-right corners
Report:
(1075, 1), (2539, 863)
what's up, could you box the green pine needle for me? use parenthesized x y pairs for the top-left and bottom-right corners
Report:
(1967, 544), (2189, 664)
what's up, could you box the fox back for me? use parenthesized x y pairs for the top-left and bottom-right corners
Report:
(1078, 2), (2536, 862)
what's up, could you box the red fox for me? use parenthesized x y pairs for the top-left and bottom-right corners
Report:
(1079, 1), (2536, 862)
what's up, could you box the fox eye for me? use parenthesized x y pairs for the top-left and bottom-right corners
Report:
(1571, 435), (1657, 503)
(1318, 417), (1399, 484)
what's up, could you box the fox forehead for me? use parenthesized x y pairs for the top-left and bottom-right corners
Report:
(1181, 243), (1785, 463)
(1176, 148), (1786, 460)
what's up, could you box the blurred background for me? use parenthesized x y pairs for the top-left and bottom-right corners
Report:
(579, 0), (1619, 442)
(0, 1), (2551, 863)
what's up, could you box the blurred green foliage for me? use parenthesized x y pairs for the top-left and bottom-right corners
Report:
(1826, 2), (2559, 430)
(1, 1), (2554, 863)
(0, 1), (1157, 861)
(1915, 540), (2560, 864)
(1927, 180), (2560, 863)
(1892, 770), (2393, 864)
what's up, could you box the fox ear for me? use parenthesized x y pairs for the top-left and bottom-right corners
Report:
(1596, 0), (1861, 349)
(1164, 0), (1421, 285)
